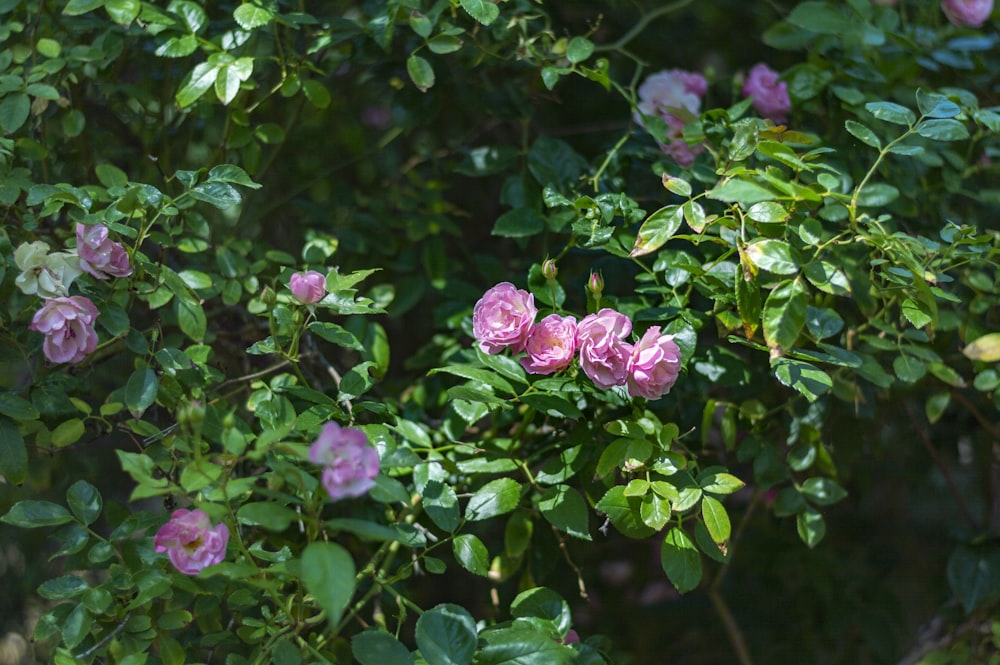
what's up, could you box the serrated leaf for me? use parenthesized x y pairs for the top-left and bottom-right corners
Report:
(763, 279), (809, 351)
(465, 478), (521, 521)
(176, 62), (218, 108)
(538, 484), (591, 540)
(915, 118), (970, 142)
(233, 3), (272, 29)
(701, 495), (731, 544)
(866, 101), (915, 126)
(2, 501), (73, 528)
(459, 0), (499, 25)
(66, 481), (102, 526)
(452, 534), (489, 576)
(124, 368), (158, 418)
(772, 357), (832, 402)
(415, 604), (477, 665)
(300, 542), (356, 626)
(963, 333), (1000, 362)
(745, 239), (798, 275)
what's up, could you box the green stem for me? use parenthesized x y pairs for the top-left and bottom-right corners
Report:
(594, 0), (697, 53)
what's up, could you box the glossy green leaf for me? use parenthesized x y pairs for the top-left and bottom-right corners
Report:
(237, 502), (299, 531)
(422, 481), (460, 533)
(66, 481), (102, 526)
(465, 478), (521, 521)
(701, 495), (731, 544)
(745, 239), (798, 275)
(407, 54), (435, 92)
(353, 630), (415, 665)
(796, 506), (826, 548)
(866, 101), (915, 126)
(459, 0), (499, 25)
(596, 486), (656, 538)
(915, 89), (960, 118)
(0, 93), (30, 133)
(124, 368), (158, 417)
(105, 0), (139, 24)
(452, 534), (489, 576)
(916, 119), (969, 142)
(772, 357), (832, 402)
(706, 178), (775, 204)
(2, 501), (73, 528)
(845, 120), (881, 149)
(630, 205), (683, 257)
(233, 3), (273, 29)
(800, 477), (847, 506)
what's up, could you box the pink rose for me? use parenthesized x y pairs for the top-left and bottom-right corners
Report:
(290, 270), (327, 304)
(635, 69), (708, 167)
(153, 509), (229, 575)
(626, 326), (682, 400)
(29, 296), (100, 364)
(742, 63), (792, 124)
(941, 0), (993, 26)
(309, 422), (380, 501)
(521, 314), (578, 375)
(76, 223), (132, 279)
(577, 309), (633, 389)
(472, 282), (537, 354)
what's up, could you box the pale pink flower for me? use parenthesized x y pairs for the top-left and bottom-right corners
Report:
(521, 314), (578, 375)
(577, 309), (633, 389)
(76, 223), (132, 279)
(941, 0), (993, 26)
(153, 509), (229, 575)
(289, 270), (327, 304)
(29, 296), (100, 364)
(309, 422), (380, 501)
(742, 63), (791, 124)
(635, 69), (708, 167)
(472, 282), (537, 354)
(626, 326), (682, 400)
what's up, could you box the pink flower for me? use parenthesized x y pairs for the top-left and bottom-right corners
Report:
(472, 282), (537, 354)
(562, 629), (580, 645)
(29, 296), (100, 364)
(76, 223), (132, 279)
(153, 509), (229, 575)
(577, 309), (633, 389)
(309, 422), (380, 501)
(941, 0), (993, 26)
(626, 326), (682, 400)
(635, 69), (708, 167)
(742, 64), (791, 124)
(290, 270), (327, 304)
(521, 314), (578, 375)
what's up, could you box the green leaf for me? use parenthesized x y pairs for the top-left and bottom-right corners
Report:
(309, 321), (364, 350)
(565, 37), (594, 64)
(787, 1), (850, 34)
(492, 207), (545, 238)
(422, 481), (460, 532)
(66, 481), (102, 526)
(0, 417), (27, 485)
(191, 180), (242, 208)
(796, 506), (826, 548)
(407, 54), (435, 92)
(300, 542), (356, 627)
(800, 477), (847, 506)
(105, 0), (139, 24)
(510, 587), (571, 634)
(302, 80), (331, 109)
(233, 3), (273, 29)
(947, 543), (1000, 614)
(62, 603), (93, 649)
(125, 368), (158, 418)
(735, 263), (761, 339)
(804, 261), (851, 296)
(50, 418), (84, 448)
(538, 484), (591, 540)
(845, 120), (881, 149)
(452, 534), (490, 576)
(746, 200), (790, 224)
(701, 495), (731, 544)
(915, 89), (960, 118)
(915, 118), (970, 142)
(596, 486), (656, 538)
(519, 393), (581, 419)
(176, 62), (218, 108)
(0, 393), (39, 421)
(2, 500), (73, 528)
(866, 101), (915, 127)
(38, 575), (89, 600)
(176, 299), (207, 342)
(352, 630), (415, 665)
(415, 604), (477, 665)
(762, 279), (808, 351)
(639, 493), (672, 530)
(902, 298), (933, 329)
(699, 472), (745, 495)
(629, 205), (683, 257)
(430, 365), (515, 395)
(893, 354), (926, 383)
(706, 178), (776, 205)
(0, 93), (30, 134)
(465, 478), (521, 521)
(476, 625), (576, 665)
(237, 502), (299, 531)
(745, 239), (798, 275)
(155, 34), (198, 58)
(660, 527), (702, 593)
(459, 0), (499, 25)
(772, 357), (832, 402)
(63, 0), (106, 16)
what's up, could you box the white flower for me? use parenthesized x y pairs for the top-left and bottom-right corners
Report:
(14, 241), (83, 299)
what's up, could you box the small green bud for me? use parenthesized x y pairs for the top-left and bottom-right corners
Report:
(542, 258), (558, 281)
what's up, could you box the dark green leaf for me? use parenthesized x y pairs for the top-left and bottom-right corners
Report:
(176, 62), (218, 108)
(407, 54), (435, 92)
(947, 543), (1000, 614)
(0, 93), (30, 133)
(796, 506), (826, 547)
(353, 630), (414, 665)
(0, 417), (26, 485)
(845, 120), (881, 149)
(465, 478), (521, 521)
(630, 205), (684, 257)
(596, 486), (656, 538)
(459, 0), (499, 25)
(422, 481), (460, 532)
(124, 368), (158, 417)
(415, 604), (477, 665)
(492, 207), (545, 238)
(866, 101), (915, 126)
(237, 502), (299, 531)
(762, 279), (809, 351)
(915, 119), (970, 142)
(519, 393), (581, 419)
(476, 625), (576, 665)
(538, 484), (591, 540)
(2, 501), (73, 528)
(800, 477), (847, 506)
(915, 89), (960, 118)
(510, 587), (571, 634)
(772, 357), (832, 402)
(66, 481), (102, 526)
(706, 178), (776, 205)
(452, 534), (489, 576)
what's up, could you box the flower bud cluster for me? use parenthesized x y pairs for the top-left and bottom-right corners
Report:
(15, 223), (133, 365)
(472, 282), (682, 400)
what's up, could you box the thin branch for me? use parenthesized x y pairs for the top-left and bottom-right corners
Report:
(594, 0), (696, 53)
(708, 588), (753, 665)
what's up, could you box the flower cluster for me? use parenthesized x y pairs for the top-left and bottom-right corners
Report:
(741, 63), (791, 124)
(309, 422), (381, 501)
(153, 509), (230, 575)
(14, 223), (132, 365)
(473, 283), (683, 400)
(634, 68), (708, 167)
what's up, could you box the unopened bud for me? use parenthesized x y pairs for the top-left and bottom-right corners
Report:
(261, 285), (277, 309)
(587, 271), (604, 296)
(542, 259), (558, 281)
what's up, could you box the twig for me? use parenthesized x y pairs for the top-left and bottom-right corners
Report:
(552, 525), (588, 600)
(594, 0), (696, 53)
(708, 588), (753, 665)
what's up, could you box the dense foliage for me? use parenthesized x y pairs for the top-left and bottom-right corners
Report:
(2, 1), (1000, 663)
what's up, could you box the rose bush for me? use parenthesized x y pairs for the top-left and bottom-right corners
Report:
(1, 1), (999, 664)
